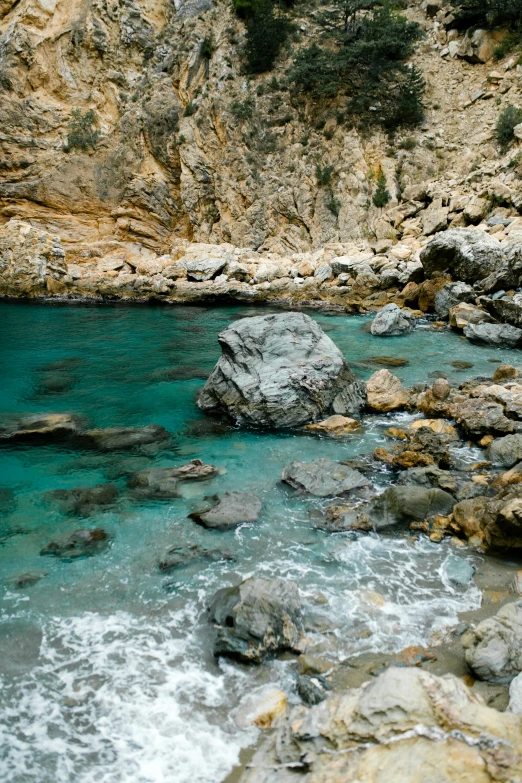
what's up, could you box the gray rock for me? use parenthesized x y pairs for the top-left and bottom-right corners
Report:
(198, 313), (365, 428)
(190, 491), (262, 529)
(208, 577), (303, 663)
(47, 483), (118, 515)
(451, 397), (514, 436)
(443, 554), (475, 586)
(41, 528), (110, 559)
(464, 322), (522, 347)
(488, 294), (522, 329)
(420, 229), (504, 284)
(297, 674), (332, 706)
(488, 434), (522, 467)
(508, 671), (522, 714)
(357, 485), (456, 531)
(81, 424), (171, 450)
(158, 545), (234, 573)
(370, 303), (415, 336)
(398, 466), (457, 494)
(185, 257), (227, 281)
(128, 459), (218, 498)
(434, 282), (475, 318)
(462, 601), (522, 683)
(282, 458), (371, 498)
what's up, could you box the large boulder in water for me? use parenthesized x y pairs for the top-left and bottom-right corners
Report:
(370, 303), (415, 336)
(197, 312), (365, 428)
(190, 491), (262, 529)
(208, 577), (303, 663)
(420, 229), (504, 284)
(282, 458), (371, 498)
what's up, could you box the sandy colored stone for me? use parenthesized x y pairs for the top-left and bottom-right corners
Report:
(365, 369), (410, 413)
(410, 419), (458, 439)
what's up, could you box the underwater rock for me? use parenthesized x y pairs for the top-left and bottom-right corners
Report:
(41, 528), (110, 559)
(8, 571), (48, 588)
(36, 372), (76, 394)
(198, 312), (365, 428)
(370, 303), (415, 336)
(190, 491), (262, 530)
(462, 601), (522, 683)
(208, 576), (303, 663)
(159, 545), (234, 573)
(282, 458), (371, 498)
(0, 413), (85, 442)
(47, 483), (118, 515)
(128, 459), (218, 498)
(81, 424), (171, 450)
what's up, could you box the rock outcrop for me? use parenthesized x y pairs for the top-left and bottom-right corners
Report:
(198, 312), (365, 428)
(463, 602), (522, 683)
(420, 229), (504, 285)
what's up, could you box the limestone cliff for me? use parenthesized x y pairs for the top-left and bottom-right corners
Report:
(1, 0), (521, 264)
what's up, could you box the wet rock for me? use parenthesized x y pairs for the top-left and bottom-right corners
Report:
(356, 485), (456, 531)
(450, 398), (514, 437)
(450, 361), (474, 370)
(464, 322), (522, 348)
(240, 666), (522, 783)
(47, 483), (118, 515)
(391, 427), (455, 469)
(398, 466), (458, 494)
(198, 312), (365, 428)
(159, 545), (234, 573)
(365, 369), (409, 412)
(410, 419), (458, 439)
(420, 229), (504, 284)
(443, 554), (475, 586)
(303, 415), (362, 437)
(370, 303), (415, 336)
(494, 365), (518, 383)
(489, 434), (522, 467)
(462, 602), (522, 683)
(366, 356), (408, 367)
(0, 413), (84, 442)
(451, 486), (522, 550)
(41, 528), (110, 559)
(39, 357), (83, 373)
(81, 424), (171, 450)
(128, 459), (218, 498)
(281, 459), (370, 498)
(434, 282), (475, 318)
(297, 674), (332, 706)
(190, 491), (262, 529)
(208, 577), (303, 663)
(234, 685), (288, 729)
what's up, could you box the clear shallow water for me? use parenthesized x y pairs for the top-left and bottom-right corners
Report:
(0, 301), (519, 783)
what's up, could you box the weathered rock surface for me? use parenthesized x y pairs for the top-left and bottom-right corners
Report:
(0, 220), (67, 296)
(198, 313), (365, 428)
(365, 369), (409, 412)
(240, 666), (522, 782)
(463, 602), (522, 683)
(356, 485), (456, 531)
(47, 484), (118, 515)
(208, 577), (303, 663)
(0, 413), (84, 442)
(282, 459), (370, 497)
(489, 435), (522, 467)
(81, 424), (171, 450)
(303, 415), (362, 437)
(190, 491), (262, 529)
(420, 229), (504, 284)
(41, 528), (110, 559)
(127, 459), (218, 498)
(464, 322), (522, 348)
(434, 281), (475, 318)
(451, 486), (522, 550)
(450, 398), (514, 436)
(370, 303), (415, 336)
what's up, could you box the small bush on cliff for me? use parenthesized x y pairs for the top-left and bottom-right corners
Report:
(65, 109), (99, 152)
(452, 0), (522, 31)
(244, 1), (292, 74)
(495, 105), (522, 150)
(290, 0), (425, 130)
(372, 170), (391, 208)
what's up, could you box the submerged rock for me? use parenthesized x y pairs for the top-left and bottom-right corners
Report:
(365, 369), (409, 412)
(128, 459), (218, 498)
(282, 459), (370, 498)
(41, 528), (110, 559)
(190, 491), (262, 529)
(197, 312), (365, 428)
(47, 483), (118, 515)
(370, 303), (415, 336)
(462, 601), (522, 683)
(239, 666), (522, 782)
(9, 571), (48, 589)
(0, 413), (84, 442)
(36, 372), (76, 395)
(356, 485), (456, 531)
(208, 577), (303, 663)
(159, 545), (234, 573)
(81, 424), (171, 450)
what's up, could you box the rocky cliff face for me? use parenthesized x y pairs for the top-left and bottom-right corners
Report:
(1, 0), (522, 265)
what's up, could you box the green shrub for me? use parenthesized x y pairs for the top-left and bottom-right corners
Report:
(495, 105), (522, 149)
(453, 0), (522, 31)
(315, 164), (334, 186)
(244, 2), (291, 74)
(200, 36), (214, 59)
(398, 136), (417, 150)
(65, 109), (99, 152)
(184, 101), (197, 117)
(230, 98), (254, 119)
(372, 170), (391, 208)
(326, 194), (341, 216)
(290, 1), (425, 130)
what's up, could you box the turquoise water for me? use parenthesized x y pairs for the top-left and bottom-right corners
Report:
(0, 301), (519, 783)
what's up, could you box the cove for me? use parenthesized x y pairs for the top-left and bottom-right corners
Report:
(0, 300), (520, 783)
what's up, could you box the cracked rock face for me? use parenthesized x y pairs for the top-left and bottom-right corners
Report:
(197, 312), (365, 428)
(463, 602), (522, 683)
(240, 666), (522, 782)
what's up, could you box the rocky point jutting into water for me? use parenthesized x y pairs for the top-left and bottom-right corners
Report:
(4, 0), (522, 781)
